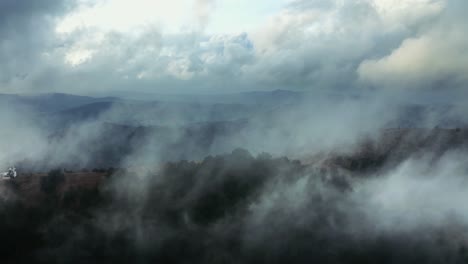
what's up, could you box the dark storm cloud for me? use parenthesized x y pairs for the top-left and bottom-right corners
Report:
(0, 0), (71, 18)
(0, 0), (76, 89)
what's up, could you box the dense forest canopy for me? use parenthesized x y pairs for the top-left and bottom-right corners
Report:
(2, 147), (468, 263)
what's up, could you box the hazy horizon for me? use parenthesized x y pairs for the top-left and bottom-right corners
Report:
(1, 1), (468, 263)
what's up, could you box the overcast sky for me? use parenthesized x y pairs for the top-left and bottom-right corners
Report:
(0, 0), (467, 95)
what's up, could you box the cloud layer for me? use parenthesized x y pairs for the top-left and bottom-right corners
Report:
(0, 0), (466, 95)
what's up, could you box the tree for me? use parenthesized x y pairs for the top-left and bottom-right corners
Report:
(40, 169), (65, 195)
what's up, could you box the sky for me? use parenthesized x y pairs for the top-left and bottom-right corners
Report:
(0, 0), (467, 95)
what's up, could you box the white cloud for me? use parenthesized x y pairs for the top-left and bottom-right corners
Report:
(370, 0), (445, 28)
(56, 0), (192, 33)
(0, 0), (467, 94)
(194, 0), (216, 30)
(358, 0), (468, 89)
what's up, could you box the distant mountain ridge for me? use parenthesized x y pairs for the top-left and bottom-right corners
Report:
(0, 92), (120, 113)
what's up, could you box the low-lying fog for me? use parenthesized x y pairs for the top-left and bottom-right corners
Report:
(1, 91), (468, 262)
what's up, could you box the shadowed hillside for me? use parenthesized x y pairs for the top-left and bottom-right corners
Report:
(2, 130), (468, 263)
